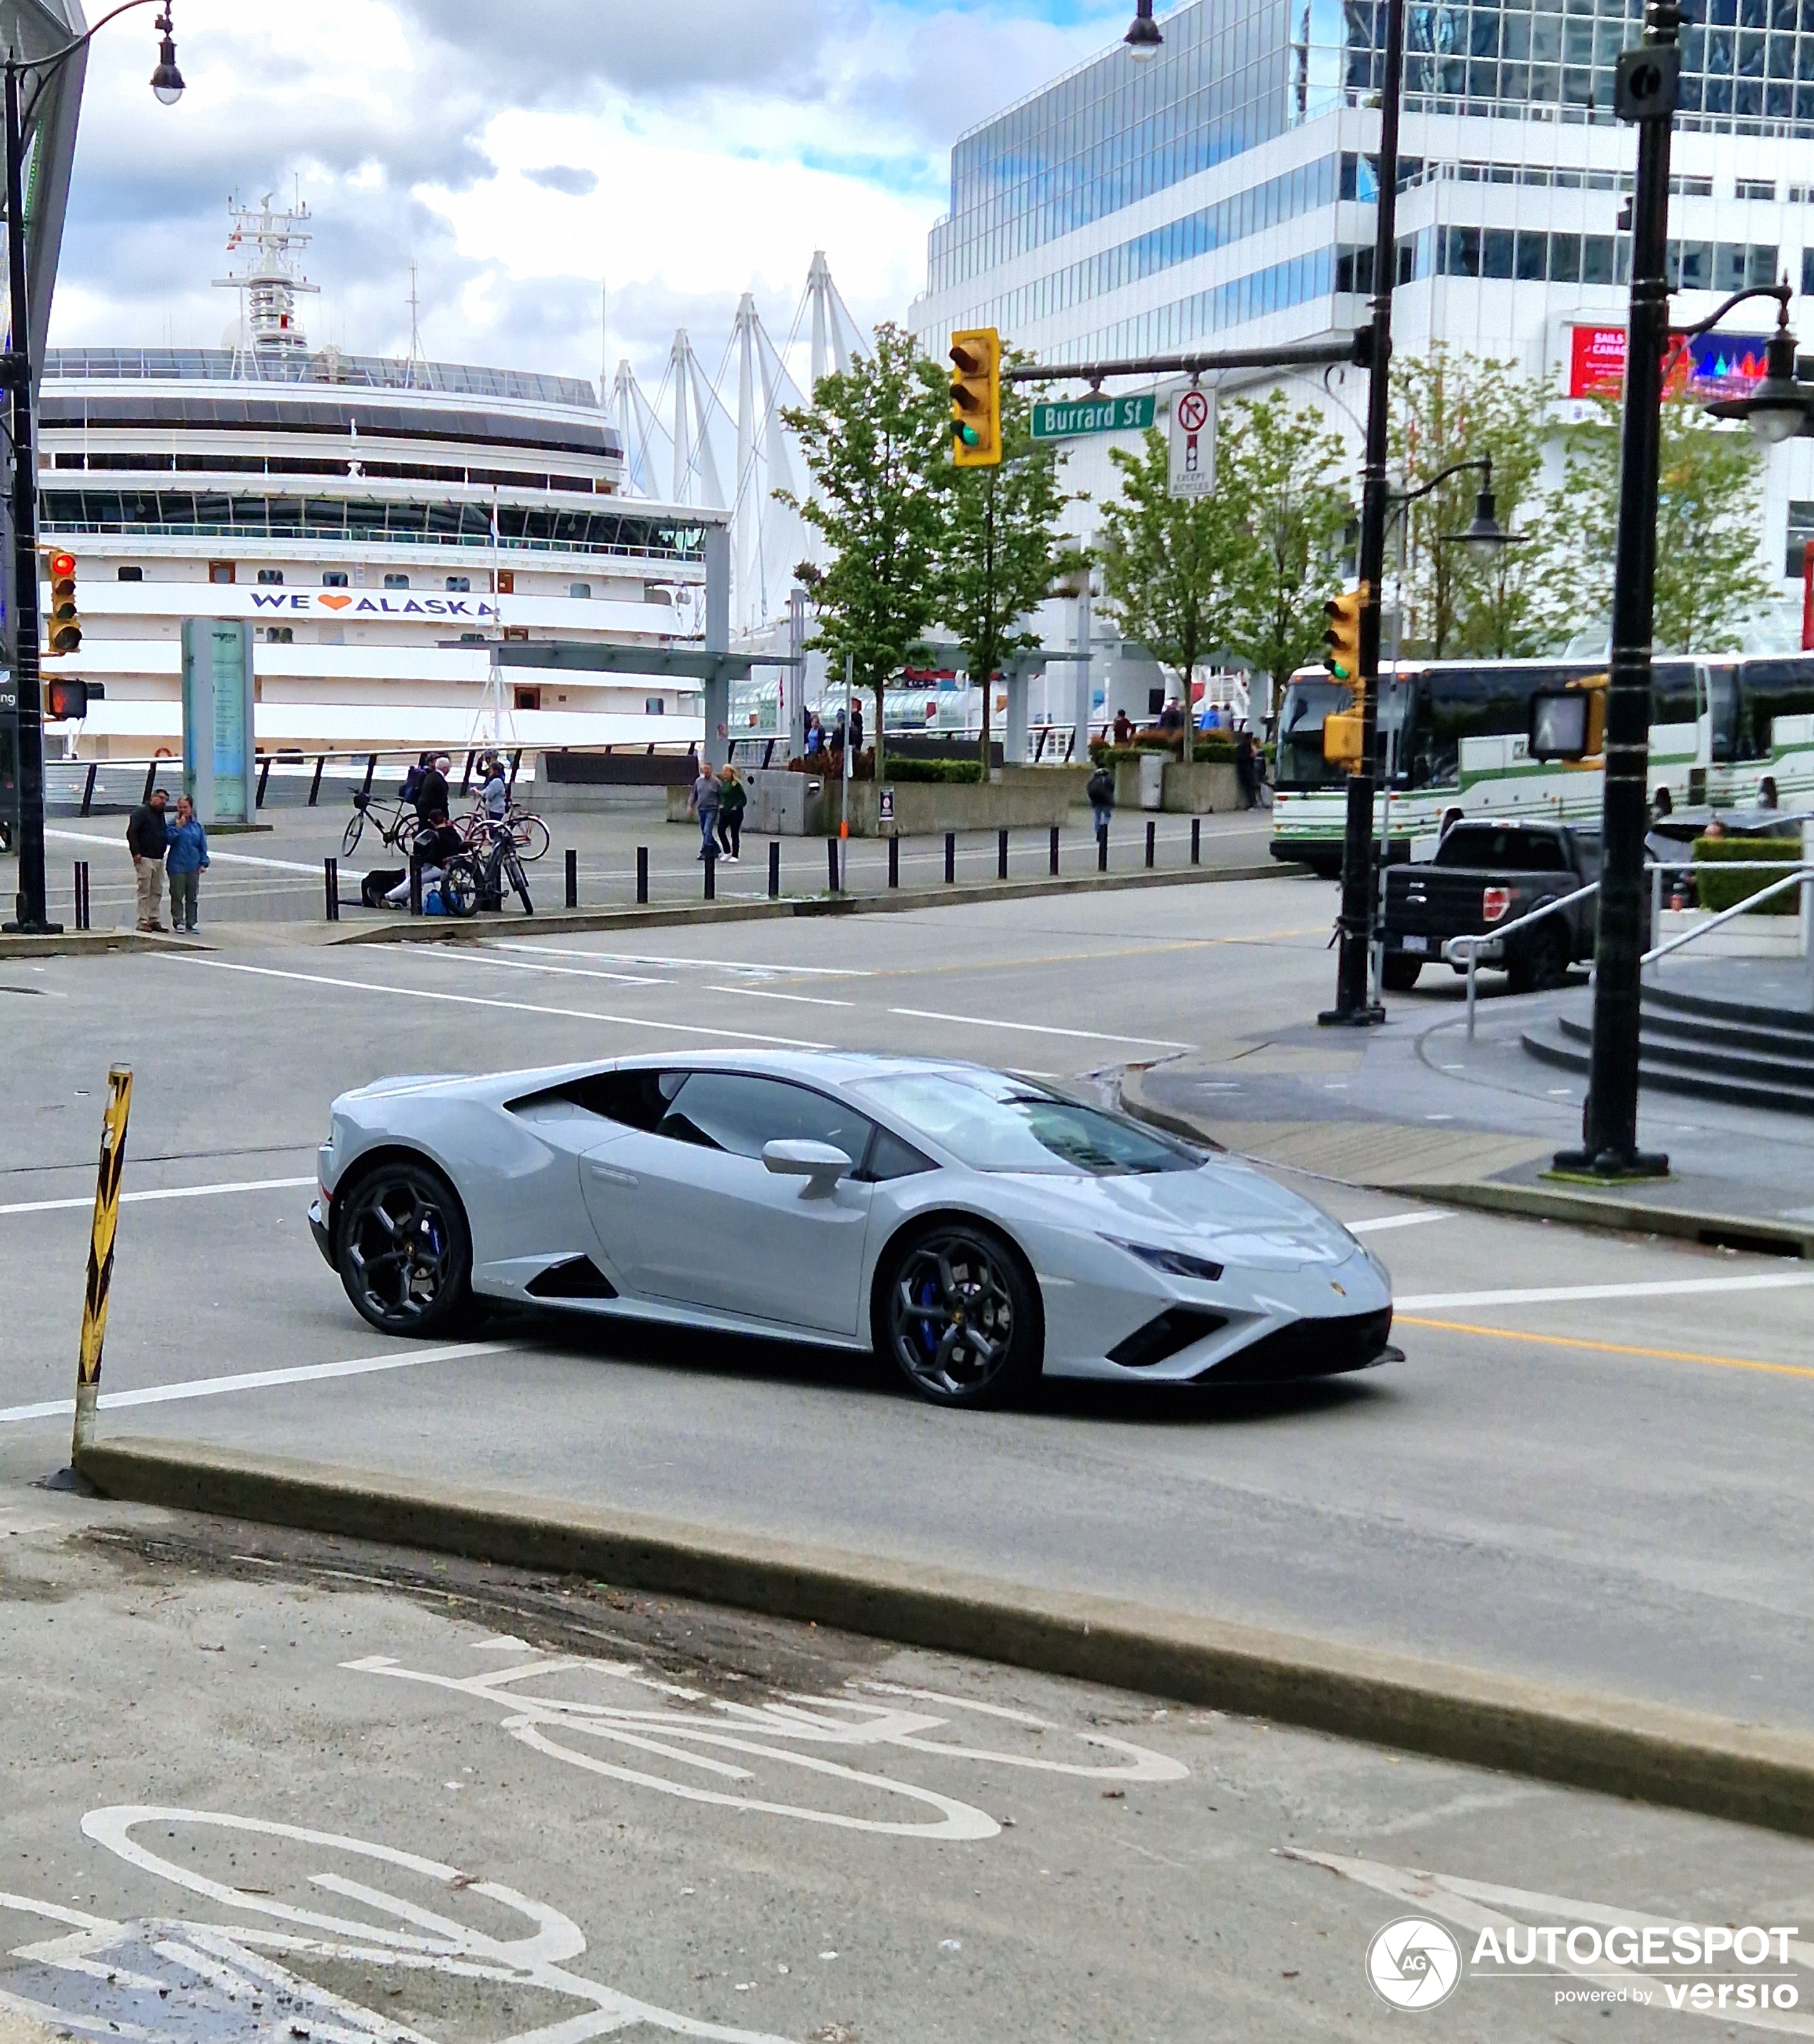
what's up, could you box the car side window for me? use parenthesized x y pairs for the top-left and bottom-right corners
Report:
(862, 1126), (936, 1182)
(658, 1073), (876, 1163)
(565, 1068), (684, 1132)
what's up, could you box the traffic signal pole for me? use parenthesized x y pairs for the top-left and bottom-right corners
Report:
(1321, 0), (1406, 1027)
(1, 59), (58, 934)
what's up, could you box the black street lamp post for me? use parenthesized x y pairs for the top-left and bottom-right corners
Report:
(4, 2), (181, 935)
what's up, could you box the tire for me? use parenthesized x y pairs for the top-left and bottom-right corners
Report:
(872, 1220), (1041, 1408)
(510, 813), (551, 862)
(503, 848), (533, 914)
(441, 855), (481, 918)
(1508, 918), (1570, 996)
(396, 816), (424, 858)
(341, 809), (365, 857)
(335, 1158), (471, 1336)
(1382, 954), (1423, 992)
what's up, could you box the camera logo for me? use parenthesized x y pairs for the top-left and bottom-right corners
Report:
(1368, 1916), (1463, 2010)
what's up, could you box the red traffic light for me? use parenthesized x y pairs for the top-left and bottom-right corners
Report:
(46, 550), (76, 578)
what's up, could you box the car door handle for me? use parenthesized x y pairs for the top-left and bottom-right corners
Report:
(586, 1163), (638, 1187)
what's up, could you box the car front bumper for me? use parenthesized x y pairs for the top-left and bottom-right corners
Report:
(308, 1195), (333, 1267)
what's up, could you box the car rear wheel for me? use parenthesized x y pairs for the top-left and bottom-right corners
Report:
(874, 1221), (1041, 1408)
(336, 1158), (471, 1336)
(1382, 954), (1423, 991)
(1508, 918), (1570, 995)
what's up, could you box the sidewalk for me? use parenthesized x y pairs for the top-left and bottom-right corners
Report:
(1124, 955), (1814, 1256)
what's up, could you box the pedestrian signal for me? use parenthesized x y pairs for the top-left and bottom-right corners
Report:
(44, 676), (99, 720)
(1528, 677), (1607, 761)
(1322, 583), (1365, 683)
(949, 327), (1001, 468)
(45, 549), (81, 655)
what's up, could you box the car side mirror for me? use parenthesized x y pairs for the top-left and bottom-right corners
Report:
(761, 1139), (853, 1194)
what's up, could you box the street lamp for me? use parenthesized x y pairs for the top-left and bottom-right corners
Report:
(3, 0), (183, 935)
(1698, 285), (1810, 443)
(1124, 0), (1163, 61)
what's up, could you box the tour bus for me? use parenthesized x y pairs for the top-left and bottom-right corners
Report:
(1270, 653), (1814, 874)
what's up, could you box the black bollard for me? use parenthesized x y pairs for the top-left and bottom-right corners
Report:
(325, 856), (340, 922)
(564, 848), (578, 909)
(1049, 826), (1060, 876)
(1145, 821), (1156, 869)
(998, 828), (1008, 880)
(703, 855), (715, 902)
(944, 831), (956, 884)
(828, 836), (841, 893)
(636, 846), (648, 906)
(74, 861), (89, 931)
(1097, 824), (1108, 873)
(768, 839), (781, 898)
(1191, 817), (1201, 866)
(888, 834), (899, 889)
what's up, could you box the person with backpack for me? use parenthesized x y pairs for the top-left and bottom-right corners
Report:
(1086, 758), (1116, 840)
(716, 765), (747, 863)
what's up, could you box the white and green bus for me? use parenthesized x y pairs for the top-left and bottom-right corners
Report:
(1271, 654), (1814, 876)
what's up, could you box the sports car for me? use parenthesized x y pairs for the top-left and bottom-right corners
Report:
(309, 1051), (1398, 1407)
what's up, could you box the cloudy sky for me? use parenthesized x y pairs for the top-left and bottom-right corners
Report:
(49, 0), (1127, 396)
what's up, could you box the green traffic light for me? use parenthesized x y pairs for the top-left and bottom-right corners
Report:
(954, 422), (981, 447)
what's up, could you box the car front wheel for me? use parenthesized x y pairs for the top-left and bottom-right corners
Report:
(336, 1158), (471, 1335)
(874, 1221), (1041, 1408)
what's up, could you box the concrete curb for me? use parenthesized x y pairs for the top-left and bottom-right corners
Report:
(1116, 1068), (1813, 1260)
(326, 861), (1303, 946)
(75, 1433), (1814, 1838)
(0, 928), (209, 961)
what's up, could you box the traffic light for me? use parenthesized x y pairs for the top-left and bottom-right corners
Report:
(1528, 676), (1608, 761)
(948, 327), (1001, 467)
(44, 549), (81, 656)
(44, 676), (101, 720)
(1322, 583), (1365, 682)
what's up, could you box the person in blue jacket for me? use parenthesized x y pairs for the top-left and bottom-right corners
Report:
(164, 794), (211, 933)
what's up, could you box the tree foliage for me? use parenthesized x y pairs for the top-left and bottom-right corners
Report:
(933, 359), (1076, 769)
(1543, 394), (1775, 654)
(778, 322), (949, 764)
(1094, 425), (1224, 699)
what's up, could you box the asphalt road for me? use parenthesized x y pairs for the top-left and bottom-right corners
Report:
(6, 1497), (1814, 2044)
(3, 881), (1811, 1735)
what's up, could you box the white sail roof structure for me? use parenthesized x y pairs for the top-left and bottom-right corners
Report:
(612, 251), (868, 634)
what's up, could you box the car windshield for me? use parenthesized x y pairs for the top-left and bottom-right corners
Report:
(852, 1071), (1199, 1176)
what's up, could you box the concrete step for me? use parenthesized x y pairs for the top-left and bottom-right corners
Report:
(1552, 1012), (1814, 1089)
(1643, 981), (1814, 1039)
(1522, 1021), (1814, 1118)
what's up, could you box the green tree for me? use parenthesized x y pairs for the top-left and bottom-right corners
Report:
(778, 322), (950, 776)
(1094, 425), (1224, 712)
(1213, 390), (1352, 703)
(933, 360), (1076, 771)
(1544, 394), (1775, 653)
(1390, 346), (1551, 658)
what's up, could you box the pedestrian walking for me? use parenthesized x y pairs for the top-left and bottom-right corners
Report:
(164, 795), (210, 933)
(690, 758), (721, 860)
(849, 699), (864, 754)
(126, 785), (171, 931)
(1086, 758), (1116, 837)
(1234, 730), (1260, 810)
(716, 764), (746, 863)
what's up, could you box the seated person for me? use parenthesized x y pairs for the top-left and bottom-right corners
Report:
(386, 810), (466, 906)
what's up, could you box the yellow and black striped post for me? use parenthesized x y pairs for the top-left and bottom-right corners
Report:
(72, 1066), (132, 1461)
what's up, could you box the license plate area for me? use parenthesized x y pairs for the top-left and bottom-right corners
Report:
(1401, 933), (1428, 953)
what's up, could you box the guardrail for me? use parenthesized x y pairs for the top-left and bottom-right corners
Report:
(1443, 880), (1601, 1041)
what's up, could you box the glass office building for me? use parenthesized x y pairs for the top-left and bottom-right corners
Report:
(911, 0), (1814, 596)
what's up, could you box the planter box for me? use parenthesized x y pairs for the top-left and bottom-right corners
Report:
(1655, 907), (1808, 958)
(1161, 761), (1241, 813)
(671, 766), (1078, 837)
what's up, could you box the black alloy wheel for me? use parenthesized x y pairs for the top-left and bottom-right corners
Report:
(1508, 918), (1570, 995)
(876, 1222), (1040, 1407)
(1381, 954), (1423, 992)
(336, 1159), (471, 1335)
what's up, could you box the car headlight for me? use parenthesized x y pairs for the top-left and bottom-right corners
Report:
(1103, 1236), (1225, 1283)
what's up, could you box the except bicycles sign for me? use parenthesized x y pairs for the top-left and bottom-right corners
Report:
(1031, 394), (1155, 440)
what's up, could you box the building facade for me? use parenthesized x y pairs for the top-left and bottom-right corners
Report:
(911, 0), (1814, 633)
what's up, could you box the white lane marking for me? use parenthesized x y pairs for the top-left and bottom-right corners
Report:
(413, 948), (668, 988)
(1347, 1210), (1451, 1236)
(492, 941), (870, 978)
(0, 1175), (314, 1218)
(708, 986), (856, 1006)
(888, 1005), (1192, 1048)
(46, 826), (355, 881)
(174, 957), (830, 1048)
(1398, 1271), (1814, 1311)
(0, 1341), (503, 1427)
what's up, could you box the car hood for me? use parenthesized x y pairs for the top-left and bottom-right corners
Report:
(1006, 1161), (1360, 1268)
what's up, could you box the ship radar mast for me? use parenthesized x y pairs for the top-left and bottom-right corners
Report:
(214, 192), (321, 372)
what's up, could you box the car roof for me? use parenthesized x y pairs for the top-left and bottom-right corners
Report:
(598, 1048), (991, 1085)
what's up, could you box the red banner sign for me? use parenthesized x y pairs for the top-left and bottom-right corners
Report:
(1569, 326), (1628, 397)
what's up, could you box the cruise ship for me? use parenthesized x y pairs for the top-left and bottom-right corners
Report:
(41, 200), (719, 759)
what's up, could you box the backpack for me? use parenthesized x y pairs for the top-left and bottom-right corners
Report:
(361, 866), (405, 908)
(1087, 766), (1114, 804)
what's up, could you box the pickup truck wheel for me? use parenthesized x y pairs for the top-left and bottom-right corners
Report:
(1508, 918), (1570, 996)
(1382, 955), (1423, 992)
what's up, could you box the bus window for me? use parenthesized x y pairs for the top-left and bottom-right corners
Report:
(1650, 658), (1698, 726)
(1735, 657), (1814, 760)
(1702, 661), (1743, 763)
(1275, 678), (1352, 788)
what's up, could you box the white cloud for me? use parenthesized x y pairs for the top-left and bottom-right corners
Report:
(47, 0), (1123, 390)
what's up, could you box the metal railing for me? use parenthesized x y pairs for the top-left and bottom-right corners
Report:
(1443, 880), (1601, 1040)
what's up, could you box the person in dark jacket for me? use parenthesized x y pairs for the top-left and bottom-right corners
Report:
(1086, 760), (1116, 837)
(126, 787), (171, 931)
(413, 753), (451, 825)
(1234, 731), (1260, 809)
(164, 795), (210, 933)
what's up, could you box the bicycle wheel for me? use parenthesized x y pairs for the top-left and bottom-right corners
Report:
(396, 816), (424, 858)
(509, 813), (551, 862)
(341, 808), (366, 857)
(503, 848), (533, 915)
(440, 855), (480, 918)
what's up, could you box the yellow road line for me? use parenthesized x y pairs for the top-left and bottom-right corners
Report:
(1398, 1314), (1814, 1381)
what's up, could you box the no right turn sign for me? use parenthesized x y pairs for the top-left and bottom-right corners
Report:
(1168, 387), (1216, 499)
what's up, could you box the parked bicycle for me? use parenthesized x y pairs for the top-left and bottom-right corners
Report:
(342, 791), (423, 860)
(456, 801), (548, 862)
(441, 819), (533, 918)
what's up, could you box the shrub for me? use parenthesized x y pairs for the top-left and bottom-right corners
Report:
(878, 756), (985, 784)
(1088, 738), (1238, 766)
(1692, 834), (1803, 915)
